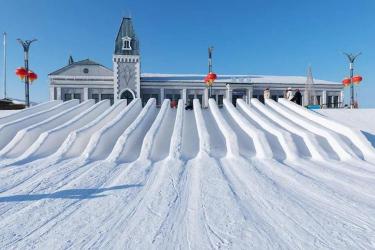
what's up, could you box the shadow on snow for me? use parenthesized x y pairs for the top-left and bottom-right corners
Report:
(0, 184), (142, 202)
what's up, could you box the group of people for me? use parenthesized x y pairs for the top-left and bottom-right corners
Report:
(263, 87), (302, 105)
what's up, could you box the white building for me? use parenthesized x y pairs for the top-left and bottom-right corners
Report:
(49, 17), (344, 108)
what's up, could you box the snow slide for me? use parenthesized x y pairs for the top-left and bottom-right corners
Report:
(0, 100), (95, 159)
(0, 100), (78, 151)
(0, 100), (61, 125)
(0, 98), (375, 249)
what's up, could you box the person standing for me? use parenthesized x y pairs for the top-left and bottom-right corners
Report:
(291, 89), (302, 105)
(286, 87), (293, 101)
(264, 88), (271, 100)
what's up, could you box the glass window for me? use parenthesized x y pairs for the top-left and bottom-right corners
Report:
(327, 96), (333, 108)
(91, 94), (99, 103)
(186, 94), (194, 106)
(197, 95), (203, 106)
(151, 94), (160, 105)
(218, 95), (224, 107)
(73, 93), (81, 102)
(64, 93), (72, 101)
(101, 94), (114, 105)
(333, 96), (339, 108)
(166, 94), (180, 100)
(122, 37), (132, 50)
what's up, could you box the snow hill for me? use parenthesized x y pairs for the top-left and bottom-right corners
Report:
(0, 98), (375, 249)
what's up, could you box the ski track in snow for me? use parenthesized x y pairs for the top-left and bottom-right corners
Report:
(1, 98), (375, 249)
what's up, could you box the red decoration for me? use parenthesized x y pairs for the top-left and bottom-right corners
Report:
(342, 77), (351, 87)
(15, 67), (27, 80)
(352, 75), (362, 85)
(204, 72), (217, 86)
(28, 71), (38, 83)
(207, 72), (217, 81)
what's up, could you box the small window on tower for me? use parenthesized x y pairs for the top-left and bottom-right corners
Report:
(122, 36), (132, 50)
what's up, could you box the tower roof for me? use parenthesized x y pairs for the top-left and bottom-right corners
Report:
(114, 17), (140, 55)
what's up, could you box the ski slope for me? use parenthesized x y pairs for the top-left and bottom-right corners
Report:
(0, 98), (375, 249)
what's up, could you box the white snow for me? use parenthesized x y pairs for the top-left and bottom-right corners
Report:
(0, 98), (375, 249)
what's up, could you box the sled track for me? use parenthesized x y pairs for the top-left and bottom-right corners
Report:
(0, 98), (375, 249)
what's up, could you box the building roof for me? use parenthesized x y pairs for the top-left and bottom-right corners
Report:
(49, 58), (112, 76)
(114, 17), (140, 55)
(140, 73), (341, 85)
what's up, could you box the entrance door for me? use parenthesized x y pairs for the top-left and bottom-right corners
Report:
(120, 90), (134, 104)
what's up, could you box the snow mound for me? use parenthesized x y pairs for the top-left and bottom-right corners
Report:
(0, 98), (375, 249)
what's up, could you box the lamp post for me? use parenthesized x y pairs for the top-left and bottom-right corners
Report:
(204, 46), (217, 100)
(208, 46), (213, 98)
(343, 52), (361, 109)
(17, 38), (37, 107)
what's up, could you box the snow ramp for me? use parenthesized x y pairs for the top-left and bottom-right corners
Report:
(0, 98), (375, 249)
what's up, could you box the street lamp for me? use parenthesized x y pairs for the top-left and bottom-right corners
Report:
(343, 52), (361, 109)
(204, 46), (217, 99)
(17, 38), (37, 107)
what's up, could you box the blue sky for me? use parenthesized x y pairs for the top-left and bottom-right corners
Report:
(1, 0), (375, 107)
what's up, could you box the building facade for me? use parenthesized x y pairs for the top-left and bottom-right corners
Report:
(49, 17), (344, 108)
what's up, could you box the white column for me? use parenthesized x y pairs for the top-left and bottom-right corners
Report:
(246, 87), (253, 104)
(204, 88), (209, 108)
(84, 87), (89, 101)
(56, 87), (62, 100)
(160, 88), (165, 103)
(322, 90), (327, 108)
(339, 90), (344, 107)
(226, 84), (232, 103)
(182, 88), (187, 104)
(49, 86), (55, 101)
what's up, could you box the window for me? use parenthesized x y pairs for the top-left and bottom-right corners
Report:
(218, 95), (224, 107)
(64, 93), (72, 101)
(91, 94), (99, 103)
(73, 93), (81, 102)
(327, 96), (333, 108)
(333, 96), (339, 108)
(316, 96), (321, 105)
(271, 95), (278, 101)
(142, 93), (160, 106)
(83, 68), (89, 74)
(122, 36), (132, 50)
(185, 94), (193, 106)
(197, 95), (203, 106)
(166, 94), (181, 101)
(101, 94), (114, 105)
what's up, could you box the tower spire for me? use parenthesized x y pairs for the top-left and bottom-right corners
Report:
(304, 65), (317, 106)
(68, 55), (74, 65)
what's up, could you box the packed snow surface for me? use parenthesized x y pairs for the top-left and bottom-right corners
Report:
(0, 98), (375, 249)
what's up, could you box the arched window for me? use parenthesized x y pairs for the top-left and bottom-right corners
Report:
(122, 36), (132, 50)
(120, 90), (134, 104)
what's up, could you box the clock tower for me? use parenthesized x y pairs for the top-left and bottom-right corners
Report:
(113, 17), (140, 103)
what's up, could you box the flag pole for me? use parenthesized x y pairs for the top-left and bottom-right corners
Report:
(3, 32), (7, 99)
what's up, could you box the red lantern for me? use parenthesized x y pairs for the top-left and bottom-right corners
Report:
(204, 72), (217, 86)
(28, 71), (38, 83)
(342, 77), (351, 87)
(207, 72), (217, 81)
(15, 67), (27, 80)
(352, 75), (362, 85)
